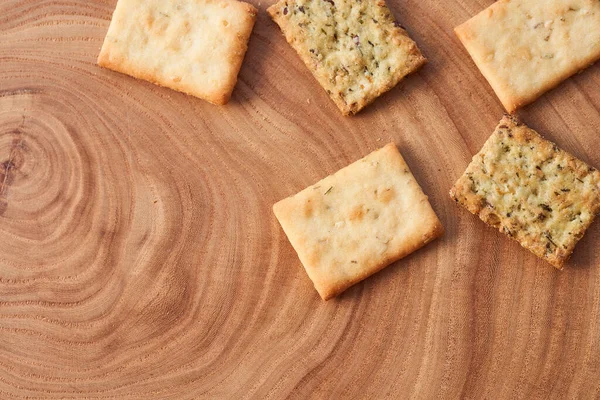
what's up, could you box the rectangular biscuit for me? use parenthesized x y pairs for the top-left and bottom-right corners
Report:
(273, 144), (444, 300)
(98, 0), (257, 105)
(267, 0), (426, 115)
(450, 115), (600, 269)
(455, 0), (600, 112)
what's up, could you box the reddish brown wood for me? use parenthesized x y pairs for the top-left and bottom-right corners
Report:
(0, 0), (599, 398)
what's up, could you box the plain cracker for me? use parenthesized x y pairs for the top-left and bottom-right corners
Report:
(450, 115), (600, 269)
(273, 143), (444, 300)
(455, 0), (600, 112)
(98, 0), (257, 105)
(267, 0), (426, 115)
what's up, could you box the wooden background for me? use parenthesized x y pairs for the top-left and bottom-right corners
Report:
(1, 0), (600, 398)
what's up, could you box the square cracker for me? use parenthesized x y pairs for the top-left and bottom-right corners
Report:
(267, 0), (426, 115)
(450, 115), (600, 269)
(98, 0), (257, 105)
(273, 144), (444, 300)
(455, 0), (600, 112)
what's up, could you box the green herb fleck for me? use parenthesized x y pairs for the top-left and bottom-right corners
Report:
(544, 232), (557, 248)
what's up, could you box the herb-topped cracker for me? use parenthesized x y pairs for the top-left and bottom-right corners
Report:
(273, 144), (444, 300)
(455, 0), (600, 112)
(267, 0), (426, 115)
(98, 0), (257, 105)
(450, 115), (600, 269)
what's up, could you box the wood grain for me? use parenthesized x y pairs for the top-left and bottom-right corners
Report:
(1, 0), (599, 398)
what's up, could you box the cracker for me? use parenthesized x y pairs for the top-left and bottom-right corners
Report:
(97, 0), (257, 105)
(267, 0), (426, 115)
(273, 144), (444, 300)
(455, 0), (600, 112)
(450, 115), (600, 269)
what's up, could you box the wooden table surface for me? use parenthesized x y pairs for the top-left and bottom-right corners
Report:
(1, 0), (600, 398)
